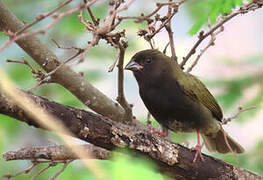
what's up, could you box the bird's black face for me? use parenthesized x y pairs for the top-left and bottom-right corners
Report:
(125, 49), (168, 81)
(125, 50), (156, 71)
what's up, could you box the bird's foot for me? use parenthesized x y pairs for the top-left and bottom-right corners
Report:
(192, 144), (204, 163)
(150, 127), (167, 137)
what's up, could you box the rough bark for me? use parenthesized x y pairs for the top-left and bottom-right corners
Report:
(3, 144), (110, 161)
(0, 91), (261, 180)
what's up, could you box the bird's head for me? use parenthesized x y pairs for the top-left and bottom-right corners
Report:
(125, 49), (175, 81)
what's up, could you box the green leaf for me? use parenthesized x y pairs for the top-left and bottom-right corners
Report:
(223, 0), (233, 14)
(188, 0), (246, 35)
(209, 0), (221, 24)
(235, 0), (243, 6)
(188, 18), (208, 35)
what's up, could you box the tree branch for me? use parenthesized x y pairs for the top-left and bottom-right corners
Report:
(116, 42), (133, 122)
(3, 144), (110, 161)
(165, 0), (178, 62)
(0, 1), (125, 121)
(0, 91), (261, 179)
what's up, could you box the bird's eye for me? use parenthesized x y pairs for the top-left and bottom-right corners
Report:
(146, 58), (152, 64)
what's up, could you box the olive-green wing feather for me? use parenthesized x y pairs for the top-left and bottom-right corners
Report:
(178, 73), (223, 121)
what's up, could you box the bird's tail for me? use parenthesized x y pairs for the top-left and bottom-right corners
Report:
(201, 126), (244, 154)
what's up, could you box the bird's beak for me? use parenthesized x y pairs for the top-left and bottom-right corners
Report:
(125, 59), (143, 71)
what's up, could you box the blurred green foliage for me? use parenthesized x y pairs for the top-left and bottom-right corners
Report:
(1, 0), (263, 179)
(56, 13), (86, 36)
(110, 152), (163, 180)
(208, 76), (256, 108)
(207, 73), (262, 122)
(188, 0), (250, 35)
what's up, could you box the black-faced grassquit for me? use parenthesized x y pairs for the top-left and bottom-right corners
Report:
(125, 49), (244, 162)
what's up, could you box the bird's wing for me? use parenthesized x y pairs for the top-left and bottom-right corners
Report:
(178, 73), (223, 121)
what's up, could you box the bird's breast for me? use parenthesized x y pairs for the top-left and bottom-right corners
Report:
(138, 81), (215, 132)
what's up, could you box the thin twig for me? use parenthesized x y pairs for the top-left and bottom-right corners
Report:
(26, 48), (83, 92)
(147, 39), (155, 49)
(119, 0), (184, 53)
(186, 26), (224, 72)
(115, 0), (135, 14)
(29, 79), (53, 92)
(78, 35), (100, 63)
(87, 6), (98, 25)
(31, 163), (57, 180)
(6, 57), (44, 77)
(23, 38), (85, 89)
(51, 38), (82, 51)
(163, 42), (170, 54)
(3, 163), (37, 180)
(118, 1), (181, 23)
(108, 49), (120, 72)
(222, 106), (256, 124)
(78, 10), (94, 31)
(43, 51), (82, 76)
(0, 0), (98, 52)
(135, 4), (163, 22)
(6, 57), (50, 91)
(180, 0), (262, 69)
(16, 0), (73, 35)
(84, 0), (98, 25)
(222, 130), (234, 154)
(49, 160), (72, 180)
(116, 41), (133, 122)
(165, 0), (178, 62)
(147, 10), (177, 39)
(77, 0), (135, 63)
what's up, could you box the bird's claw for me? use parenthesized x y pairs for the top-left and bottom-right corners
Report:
(192, 144), (204, 163)
(150, 127), (167, 137)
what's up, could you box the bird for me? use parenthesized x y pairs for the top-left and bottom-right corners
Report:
(125, 49), (244, 162)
